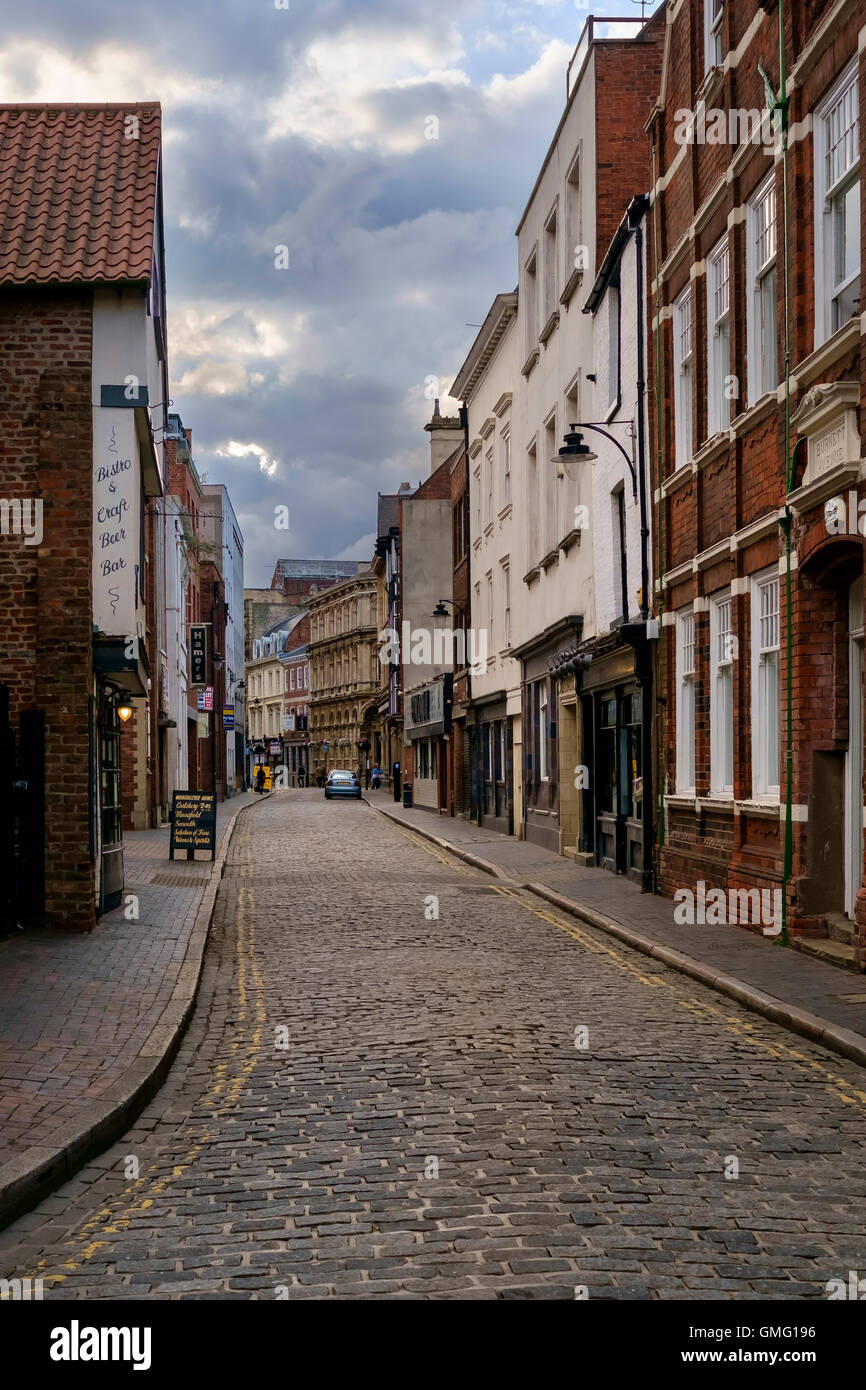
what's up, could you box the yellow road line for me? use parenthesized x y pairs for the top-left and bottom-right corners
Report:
(493, 884), (866, 1111)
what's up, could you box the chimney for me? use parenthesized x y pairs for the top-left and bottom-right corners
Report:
(424, 398), (463, 475)
(184, 428), (193, 447)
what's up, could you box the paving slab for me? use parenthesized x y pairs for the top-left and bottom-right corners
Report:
(0, 791), (269, 1227)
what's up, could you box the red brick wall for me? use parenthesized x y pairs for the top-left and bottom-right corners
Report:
(594, 16), (665, 275)
(0, 289), (96, 929)
(649, 1), (864, 956)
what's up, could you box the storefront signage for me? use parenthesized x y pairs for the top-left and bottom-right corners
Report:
(197, 713), (209, 739)
(190, 625), (207, 685)
(223, 705), (235, 730)
(169, 790), (216, 861)
(197, 686), (214, 712)
(92, 411), (140, 639)
(269, 740), (282, 755)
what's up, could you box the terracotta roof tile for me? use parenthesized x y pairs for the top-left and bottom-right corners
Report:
(0, 103), (161, 287)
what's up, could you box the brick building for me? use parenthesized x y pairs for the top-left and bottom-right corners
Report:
(648, 0), (863, 964)
(0, 103), (167, 929)
(280, 613), (311, 786)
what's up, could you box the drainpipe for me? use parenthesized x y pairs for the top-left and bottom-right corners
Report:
(763, 0), (793, 946)
(650, 128), (666, 881)
(629, 195), (655, 894)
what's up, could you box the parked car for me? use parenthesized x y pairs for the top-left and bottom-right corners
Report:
(324, 769), (362, 800)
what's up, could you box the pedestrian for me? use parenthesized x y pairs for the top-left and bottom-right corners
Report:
(371, 764), (382, 790)
(297, 765), (306, 788)
(255, 764), (266, 794)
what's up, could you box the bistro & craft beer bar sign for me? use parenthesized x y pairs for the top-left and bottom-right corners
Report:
(169, 790), (217, 860)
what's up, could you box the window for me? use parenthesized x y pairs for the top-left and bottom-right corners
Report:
(565, 149), (582, 284)
(539, 686), (549, 781)
(707, 237), (731, 437)
(544, 202), (558, 323)
(524, 248), (538, 359)
(747, 176), (778, 402)
(704, 0), (723, 73)
(418, 740), (430, 780)
(486, 571), (494, 652)
(502, 428), (511, 507)
(502, 561), (511, 648)
(473, 464), (481, 540)
(816, 66), (860, 342)
(527, 440), (538, 565)
(607, 284), (620, 416)
(752, 572), (780, 796)
(673, 288), (693, 469)
(677, 610), (696, 792)
(612, 486), (628, 623)
(710, 592), (734, 794)
(485, 447), (494, 525)
(543, 413), (557, 552)
(290, 667), (296, 691)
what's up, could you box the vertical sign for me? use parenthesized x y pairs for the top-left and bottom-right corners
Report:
(93, 411), (140, 637)
(190, 625), (207, 685)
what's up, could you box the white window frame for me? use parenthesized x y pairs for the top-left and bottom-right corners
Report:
(486, 571), (494, 652)
(501, 427), (511, 507)
(746, 174), (778, 404)
(485, 446), (494, 525)
(524, 246), (538, 358)
(814, 62), (860, 346)
(673, 287), (693, 469)
(707, 236), (731, 438)
(543, 199), (558, 323)
(473, 464), (481, 540)
(606, 283), (620, 418)
(704, 0), (723, 74)
(676, 609), (696, 793)
(565, 147), (582, 284)
(539, 685), (549, 782)
(502, 560), (511, 648)
(709, 590), (734, 796)
(751, 569), (781, 799)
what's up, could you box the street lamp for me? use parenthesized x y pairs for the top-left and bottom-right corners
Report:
(432, 598), (458, 628)
(558, 421), (637, 498)
(117, 704), (133, 723)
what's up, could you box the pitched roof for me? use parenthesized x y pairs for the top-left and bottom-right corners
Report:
(0, 103), (162, 287)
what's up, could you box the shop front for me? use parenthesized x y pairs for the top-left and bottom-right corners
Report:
(404, 674), (452, 812)
(579, 639), (644, 883)
(470, 691), (512, 836)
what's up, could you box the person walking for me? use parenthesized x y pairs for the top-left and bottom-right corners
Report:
(371, 765), (382, 790)
(255, 764), (266, 794)
(297, 764), (306, 789)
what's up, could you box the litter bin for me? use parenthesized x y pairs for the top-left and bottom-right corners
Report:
(402, 781), (413, 809)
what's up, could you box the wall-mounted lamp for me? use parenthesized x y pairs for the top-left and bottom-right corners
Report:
(117, 705), (133, 723)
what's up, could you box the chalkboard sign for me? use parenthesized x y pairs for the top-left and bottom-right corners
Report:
(169, 790), (217, 861)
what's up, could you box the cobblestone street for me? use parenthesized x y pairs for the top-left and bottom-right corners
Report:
(3, 791), (866, 1300)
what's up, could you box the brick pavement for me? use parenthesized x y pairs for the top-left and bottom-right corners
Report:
(0, 792), (260, 1173)
(2, 791), (865, 1299)
(375, 799), (866, 1044)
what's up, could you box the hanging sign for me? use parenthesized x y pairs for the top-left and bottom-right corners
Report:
(190, 625), (207, 685)
(223, 705), (235, 730)
(197, 686), (214, 712)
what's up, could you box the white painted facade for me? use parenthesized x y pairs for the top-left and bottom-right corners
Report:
(586, 219), (651, 633)
(510, 48), (598, 654)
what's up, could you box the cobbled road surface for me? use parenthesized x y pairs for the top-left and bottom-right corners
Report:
(2, 792), (866, 1300)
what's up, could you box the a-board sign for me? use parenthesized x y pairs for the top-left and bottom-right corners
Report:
(169, 790), (217, 861)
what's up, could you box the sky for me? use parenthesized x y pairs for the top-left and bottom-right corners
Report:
(0, 0), (641, 584)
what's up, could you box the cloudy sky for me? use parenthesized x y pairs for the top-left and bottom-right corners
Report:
(1, 0), (637, 583)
